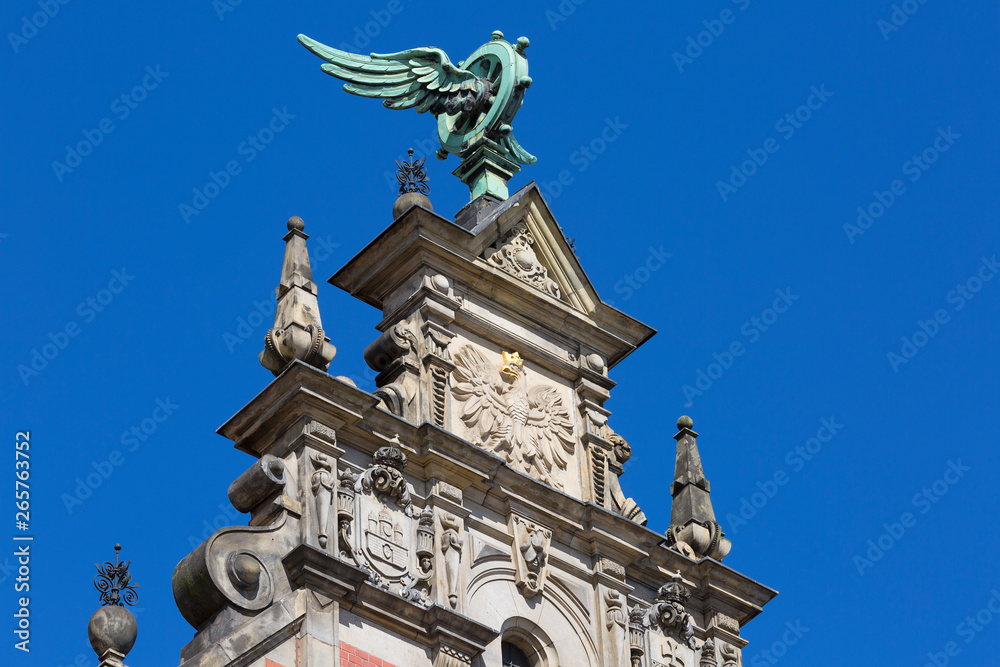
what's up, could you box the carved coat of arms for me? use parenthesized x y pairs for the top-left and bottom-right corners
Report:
(452, 346), (575, 488)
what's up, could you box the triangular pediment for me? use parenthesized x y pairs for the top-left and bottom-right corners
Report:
(467, 183), (601, 315)
(331, 182), (655, 369)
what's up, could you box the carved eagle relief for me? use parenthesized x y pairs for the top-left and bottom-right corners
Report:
(451, 346), (576, 488)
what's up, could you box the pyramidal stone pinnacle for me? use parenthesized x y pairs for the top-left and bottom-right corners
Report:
(666, 416), (731, 561)
(259, 216), (336, 376)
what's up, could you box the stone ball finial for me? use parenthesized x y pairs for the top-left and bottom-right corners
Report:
(287, 216), (305, 232)
(88, 605), (138, 659)
(491, 30), (504, 41)
(393, 192), (433, 219)
(677, 415), (694, 430)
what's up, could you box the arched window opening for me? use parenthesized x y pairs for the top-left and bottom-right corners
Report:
(502, 642), (532, 667)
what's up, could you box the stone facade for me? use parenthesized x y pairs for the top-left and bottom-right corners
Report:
(171, 185), (776, 666)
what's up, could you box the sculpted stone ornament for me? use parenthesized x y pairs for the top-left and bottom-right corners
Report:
(658, 637), (687, 667)
(298, 30), (535, 200)
(629, 605), (648, 667)
(337, 468), (360, 564)
(605, 589), (629, 667)
(511, 515), (552, 597)
(719, 642), (741, 667)
(485, 222), (560, 298)
(605, 432), (648, 526)
(259, 217), (336, 376)
(440, 512), (463, 608)
(309, 453), (334, 549)
(651, 573), (697, 650)
(452, 346), (575, 488)
(699, 639), (719, 667)
(353, 436), (416, 518)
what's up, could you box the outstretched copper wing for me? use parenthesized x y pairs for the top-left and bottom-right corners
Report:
(451, 346), (510, 452)
(298, 35), (488, 116)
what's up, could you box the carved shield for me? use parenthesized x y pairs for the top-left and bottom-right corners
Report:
(361, 498), (410, 578)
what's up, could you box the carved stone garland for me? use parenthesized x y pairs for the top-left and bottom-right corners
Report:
(484, 221), (561, 298)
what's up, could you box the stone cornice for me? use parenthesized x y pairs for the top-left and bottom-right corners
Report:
(218, 363), (776, 629)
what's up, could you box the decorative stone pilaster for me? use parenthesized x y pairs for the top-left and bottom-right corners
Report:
(336, 466), (359, 565)
(421, 317), (456, 429)
(700, 639), (719, 667)
(604, 588), (629, 667)
(628, 605), (648, 667)
(309, 453), (335, 550)
(439, 512), (464, 608)
(719, 642), (741, 667)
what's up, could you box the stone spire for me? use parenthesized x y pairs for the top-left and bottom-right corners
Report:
(666, 416), (731, 561)
(259, 216), (336, 376)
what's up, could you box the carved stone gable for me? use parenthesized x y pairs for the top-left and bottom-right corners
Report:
(484, 221), (561, 299)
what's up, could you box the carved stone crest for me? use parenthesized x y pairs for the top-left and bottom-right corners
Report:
(452, 346), (575, 488)
(650, 573), (697, 649)
(485, 221), (560, 298)
(364, 508), (408, 578)
(337, 436), (434, 604)
(354, 435), (416, 518)
(511, 515), (551, 597)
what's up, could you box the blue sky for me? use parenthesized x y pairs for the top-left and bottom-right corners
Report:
(2, 1), (998, 665)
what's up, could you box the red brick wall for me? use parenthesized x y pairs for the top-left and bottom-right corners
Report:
(339, 641), (397, 667)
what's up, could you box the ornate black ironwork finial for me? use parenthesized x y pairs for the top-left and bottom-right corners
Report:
(396, 148), (430, 196)
(94, 543), (138, 607)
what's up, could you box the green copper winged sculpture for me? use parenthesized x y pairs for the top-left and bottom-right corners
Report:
(298, 30), (535, 201)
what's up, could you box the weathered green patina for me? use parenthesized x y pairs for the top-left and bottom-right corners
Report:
(298, 30), (535, 201)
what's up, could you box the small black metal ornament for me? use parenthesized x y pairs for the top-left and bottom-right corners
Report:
(396, 148), (430, 196)
(94, 543), (139, 607)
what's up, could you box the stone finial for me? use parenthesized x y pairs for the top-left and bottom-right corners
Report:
(666, 417), (732, 561)
(89, 544), (138, 667)
(259, 217), (337, 376)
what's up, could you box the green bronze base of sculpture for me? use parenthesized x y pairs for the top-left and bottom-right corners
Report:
(452, 141), (520, 201)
